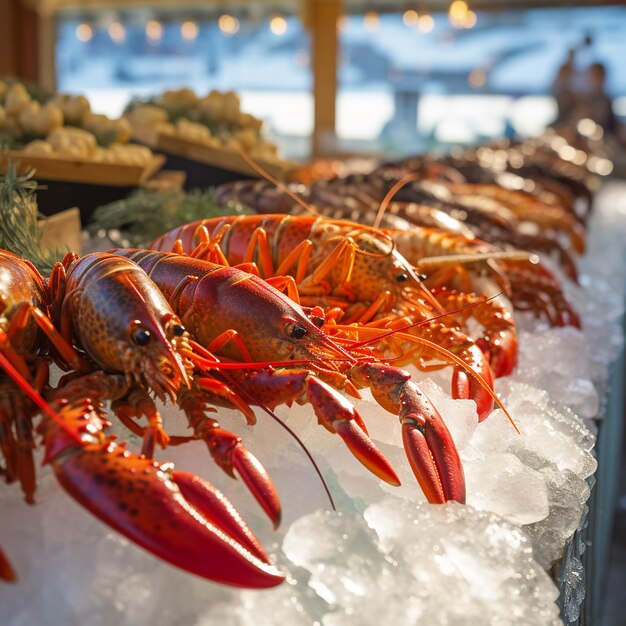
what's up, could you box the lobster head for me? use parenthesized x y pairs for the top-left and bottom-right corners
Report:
(321, 224), (441, 315)
(64, 254), (193, 402)
(192, 264), (351, 365)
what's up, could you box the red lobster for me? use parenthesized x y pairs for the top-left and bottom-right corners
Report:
(150, 214), (500, 421)
(112, 248), (466, 505)
(0, 249), (283, 588)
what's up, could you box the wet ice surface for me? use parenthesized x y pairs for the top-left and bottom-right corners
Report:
(2, 183), (626, 625)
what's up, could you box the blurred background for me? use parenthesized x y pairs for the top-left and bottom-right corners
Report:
(3, 1), (626, 160)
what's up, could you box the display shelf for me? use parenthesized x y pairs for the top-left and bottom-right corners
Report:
(153, 134), (295, 190)
(0, 151), (165, 187)
(0, 151), (167, 223)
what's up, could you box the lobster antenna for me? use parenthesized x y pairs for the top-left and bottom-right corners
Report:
(373, 173), (420, 229)
(217, 369), (337, 511)
(187, 340), (354, 371)
(236, 147), (320, 217)
(415, 250), (533, 269)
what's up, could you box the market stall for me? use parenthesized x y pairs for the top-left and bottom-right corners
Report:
(0, 2), (625, 625)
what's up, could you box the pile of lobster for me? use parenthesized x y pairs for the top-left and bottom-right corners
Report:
(0, 129), (599, 589)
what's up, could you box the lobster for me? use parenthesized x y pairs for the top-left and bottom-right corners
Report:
(370, 177), (582, 282)
(112, 248), (467, 505)
(432, 142), (594, 220)
(149, 214), (500, 421)
(303, 167), (586, 260)
(214, 168), (583, 296)
(0, 249), (284, 588)
(290, 190), (580, 329)
(391, 226), (581, 330)
(433, 181), (585, 253)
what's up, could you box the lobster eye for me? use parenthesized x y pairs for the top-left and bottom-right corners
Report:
(172, 324), (186, 337)
(396, 273), (409, 283)
(289, 324), (308, 340)
(131, 327), (151, 346)
(311, 316), (325, 328)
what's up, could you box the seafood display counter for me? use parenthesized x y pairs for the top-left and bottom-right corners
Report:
(560, 181), (626, 626)
(571, 333), (625, 626)
(1, 168), (625, 625)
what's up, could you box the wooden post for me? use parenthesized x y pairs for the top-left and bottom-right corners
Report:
(0, 0), (40, 82)
(306, 0), (341, 157)
(37, 11), (57, 91)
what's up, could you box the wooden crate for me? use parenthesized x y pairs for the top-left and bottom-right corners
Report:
(156, 134), (295, 182)
(0, 151), (165, 186)
(38, 207), (82, 254)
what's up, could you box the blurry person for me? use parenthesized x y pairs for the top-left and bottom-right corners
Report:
(552, 65), (576, 126)
(551, 49), (577, 127)
(578, 62), (618, 135)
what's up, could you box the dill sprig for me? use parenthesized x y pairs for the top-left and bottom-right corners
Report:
(88, 187), (252, 248)
(0, 163), (63, 275)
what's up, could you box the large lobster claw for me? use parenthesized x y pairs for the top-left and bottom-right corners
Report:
(351, 362), (466, 504)
(43, 428), (284, 588)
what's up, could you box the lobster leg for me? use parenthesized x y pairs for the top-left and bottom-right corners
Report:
(2, 301), (89, 373)
(504, 263), (581, 328)
(180, 389), (282, 528)
(0, 396), (18, 484)
(451, 343), (495, 422)
(112, 388), (171, 458)
(349, 362), (466, 504)
(40, 388), (283, 588)
(12, 393), (37, 504)
(207, 368), (401, 487)
(0, 543), (17, 582)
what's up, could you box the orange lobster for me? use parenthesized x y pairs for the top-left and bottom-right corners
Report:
(113, 248), (467, 504)
(392, 226), (581, 331)
(0, 249), (283, 588)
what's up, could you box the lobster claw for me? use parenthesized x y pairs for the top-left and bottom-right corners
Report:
(305, 376), (401, 486)
(400, 393), (466, 504)
(451, 343), (495, 422)
(476, 325), (519, 379)
(351, 362), (466, 504)
(50, 441), (284, 588)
